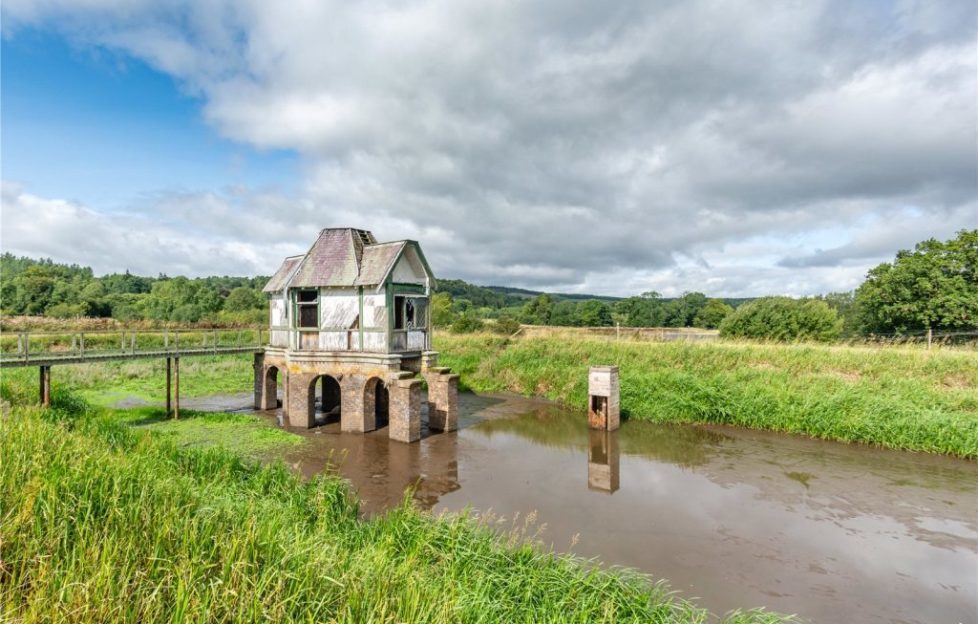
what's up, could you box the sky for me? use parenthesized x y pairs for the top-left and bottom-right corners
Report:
(1, 1), (975, 297)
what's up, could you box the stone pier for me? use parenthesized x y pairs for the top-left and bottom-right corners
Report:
(255, 347), (456, 443)
(588, 366), (620, 431)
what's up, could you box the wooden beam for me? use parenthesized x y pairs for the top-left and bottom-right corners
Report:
(166, 357), (172, 416)
(39, 365), (51, 407)
(174, 357), (180, 420)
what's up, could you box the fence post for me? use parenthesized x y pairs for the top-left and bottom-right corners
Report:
(80, 333), (85, 357)
(164, 330), (170, 350)
(927, 328), (933, 350)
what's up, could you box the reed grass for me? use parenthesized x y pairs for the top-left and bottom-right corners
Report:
(0, 392), (790, 623)
(435, 334), (978, 458)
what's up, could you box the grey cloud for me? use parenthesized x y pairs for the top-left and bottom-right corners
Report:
(2, 0), (976, 295)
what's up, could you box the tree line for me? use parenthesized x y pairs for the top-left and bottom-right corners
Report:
(1, 229), (974, 341)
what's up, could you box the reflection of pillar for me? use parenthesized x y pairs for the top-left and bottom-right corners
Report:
(587, 429), (620, 493)
(424, 368), (459, 432)
(389, 377), (422, 443)
(587, 366), (620, 430)
(253, 352), (264, 409)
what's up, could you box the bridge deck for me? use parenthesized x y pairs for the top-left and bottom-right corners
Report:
(0, 328), (265, 368)
(0, 346), (263, 368)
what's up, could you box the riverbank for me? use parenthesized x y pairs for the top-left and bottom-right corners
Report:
(0, 379), (791, 623)
(435, 333), (978, 458)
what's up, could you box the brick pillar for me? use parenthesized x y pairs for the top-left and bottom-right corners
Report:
(260, 365), (279, 411)
(425, 368), (459, 432)
(340, 375), (372, 432)
(588, 366), (620, 431)
(286, 372), (316, 428)
(253, 352), (264, 409)
(389, 378), (422, 443)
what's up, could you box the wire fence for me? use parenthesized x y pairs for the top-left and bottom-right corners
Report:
(514, 325), (978, 349)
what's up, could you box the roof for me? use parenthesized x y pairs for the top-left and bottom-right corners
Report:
(264, 228), (434, 293)
(262, 255), (303, 293)
(355, 241), (406, 286)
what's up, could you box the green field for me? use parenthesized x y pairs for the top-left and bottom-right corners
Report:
(435, 333), (978, 458)
(0, 385), (790, 623)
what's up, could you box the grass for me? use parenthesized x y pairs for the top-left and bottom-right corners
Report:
(0, 387), (791, 623)
(435, 333), (978, 458)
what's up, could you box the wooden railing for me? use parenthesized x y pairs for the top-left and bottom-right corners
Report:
(0, 328), (265, 367)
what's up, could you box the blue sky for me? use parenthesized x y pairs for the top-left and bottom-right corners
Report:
(2, 29), (297, 210)
(0, 1), (974, 295)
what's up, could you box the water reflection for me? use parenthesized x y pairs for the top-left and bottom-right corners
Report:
(587, 430), (619, 493)
(185, 391), (978, 624)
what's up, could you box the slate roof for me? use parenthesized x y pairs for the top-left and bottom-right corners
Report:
(262, 255), (303, 293)
(263, 228), (432, 292)
(355, 241), (407, 286)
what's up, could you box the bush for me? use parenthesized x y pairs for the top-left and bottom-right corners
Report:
(492, 315), (521, 335)
(450, 313), (485, 333)
(719, 297), (842, 342)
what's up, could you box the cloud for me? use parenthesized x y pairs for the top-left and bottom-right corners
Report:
(1, 0), (975, 296)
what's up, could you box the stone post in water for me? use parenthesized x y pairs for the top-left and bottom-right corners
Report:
(587, 366), (619, 431)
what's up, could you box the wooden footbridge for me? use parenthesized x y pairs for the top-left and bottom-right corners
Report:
(0, 328), (265, 416)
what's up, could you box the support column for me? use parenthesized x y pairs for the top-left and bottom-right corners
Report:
(39, 365), (51, 407)
(286, 372), (316, 428)
(173, 357), (180, 420)
(253, 352), (264, 409)
(425, 368), (459, 432)
(166, 357), (172, 416)
(340, 375), (371, 433)
(389, 377), (422, 443)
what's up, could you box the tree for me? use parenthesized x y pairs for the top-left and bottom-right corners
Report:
(431, 292), (455, 327)
(224, 287), (264, 312)
(719, 297), (842, 342)
(549, 301), (578, 326)
(693, 299), (733, 329)
(855, 229), (978, 333)
(664, 292), (708, 327)
(520, 294), (553, 325)
(815, 291), (862, 336)
(575, 300), (613, 326)
(615, 291), (666, 327)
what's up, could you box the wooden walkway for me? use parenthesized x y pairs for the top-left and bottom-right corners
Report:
(1, 328), (265, 415)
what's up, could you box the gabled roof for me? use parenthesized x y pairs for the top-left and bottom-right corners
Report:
(262, 255), (303, 293)
(264, 228), (434, 293)
(355, 241), (406, 286)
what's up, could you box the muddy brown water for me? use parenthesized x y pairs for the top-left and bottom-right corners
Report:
(124, 391), (978, 624)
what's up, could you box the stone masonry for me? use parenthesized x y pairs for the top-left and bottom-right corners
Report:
(587, 365), (620, 431)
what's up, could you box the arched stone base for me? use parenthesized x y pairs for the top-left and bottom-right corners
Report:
(254, 348), (456, 443)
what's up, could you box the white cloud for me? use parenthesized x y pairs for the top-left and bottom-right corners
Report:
(1, 0), (975, 295)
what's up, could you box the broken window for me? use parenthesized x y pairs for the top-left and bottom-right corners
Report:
(296, 289), (319, 328)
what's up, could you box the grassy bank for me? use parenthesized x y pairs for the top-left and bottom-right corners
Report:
(435, 333), (978, 458)
(0, 392), (789, 623)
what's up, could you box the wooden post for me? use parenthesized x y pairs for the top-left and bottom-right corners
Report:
(927, 328), (933, 350)
(174, 357), (180, 420)
(39, 366), (51, 407)
(166, 357), (172, 416)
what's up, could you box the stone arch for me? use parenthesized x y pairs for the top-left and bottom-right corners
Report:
(309, 374), (342, 426)
(261, 364), (283, 411)
(364, 376), (390, 429)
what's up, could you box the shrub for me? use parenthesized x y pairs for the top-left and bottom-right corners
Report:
(719, 297), (842, 342)
(492, 315), (521, 335)
(451, 313), (485, 333)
